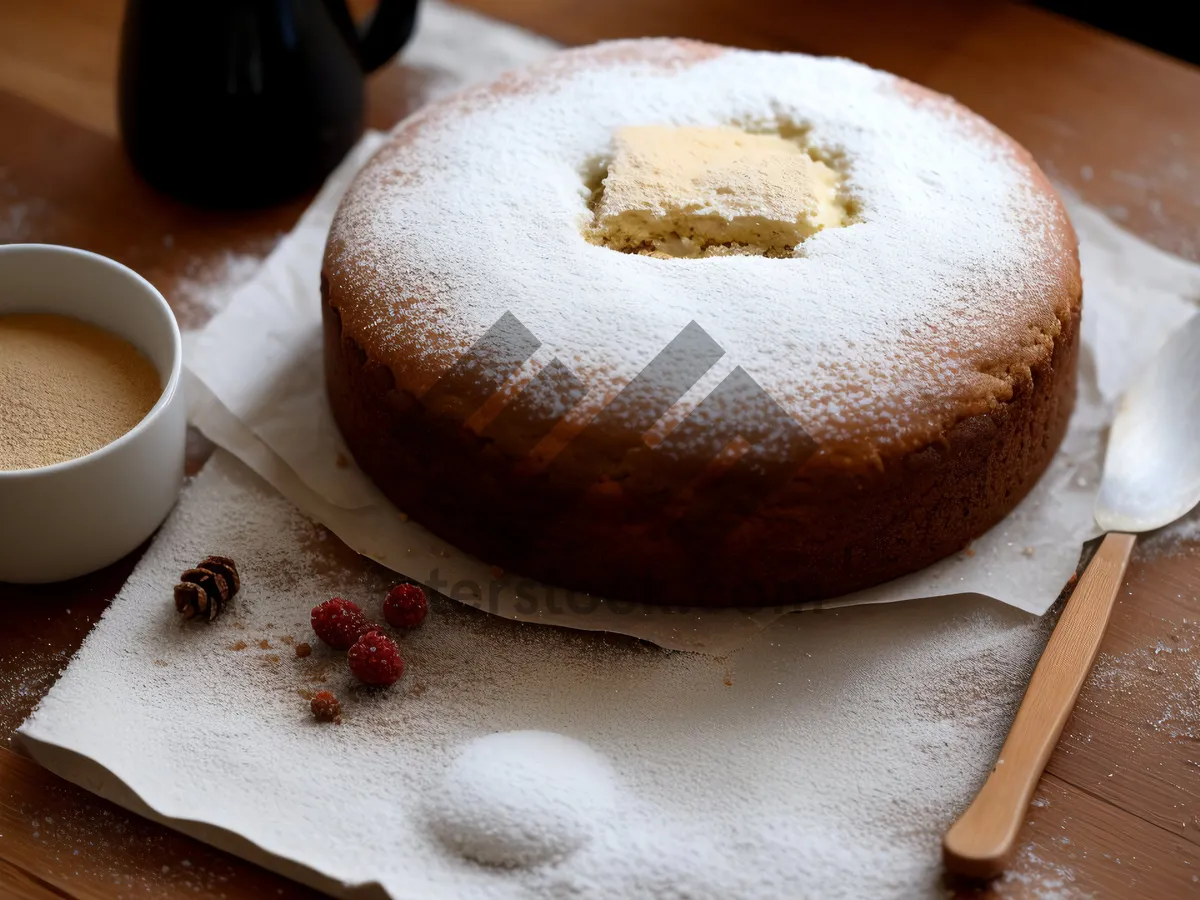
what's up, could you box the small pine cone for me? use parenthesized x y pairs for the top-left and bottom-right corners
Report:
(174, 556), (241, 623)
(198, 556), (240, 597)
(175, 567), (230, 622)
(174, 582), (207, 620)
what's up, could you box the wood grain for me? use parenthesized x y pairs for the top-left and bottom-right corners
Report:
(0, 750), (325, 900)
(1, 1), (1199, 898)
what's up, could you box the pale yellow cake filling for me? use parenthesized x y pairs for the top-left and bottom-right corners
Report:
(588, 126), (847, 258)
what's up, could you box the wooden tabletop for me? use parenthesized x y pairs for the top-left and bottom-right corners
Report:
(1, 2), (1198, 897)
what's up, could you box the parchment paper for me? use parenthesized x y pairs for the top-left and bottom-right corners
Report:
(18, 449), (1064, 900)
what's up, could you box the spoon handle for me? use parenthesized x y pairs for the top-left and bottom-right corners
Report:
(942, 531), (1137, 879)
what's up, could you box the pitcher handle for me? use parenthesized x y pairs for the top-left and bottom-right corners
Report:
(355, 0), (420, 73)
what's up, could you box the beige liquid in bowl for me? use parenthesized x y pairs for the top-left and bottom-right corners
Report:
(0, 313), (162, 472)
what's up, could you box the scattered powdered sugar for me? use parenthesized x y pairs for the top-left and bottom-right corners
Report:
(22, 450), (1057, 899)
(0, 199), (43, 242)
(171, 249), (272, 326)
(328, 40), (1072, 452)
(0, 164), (49, 243)
(1083, 615), (1199, 744)
(0, 643), (73, 747)
(1001, 843), (1090, 900)
(1137, 502), (1200, 561)
(13, 781), (249, 897)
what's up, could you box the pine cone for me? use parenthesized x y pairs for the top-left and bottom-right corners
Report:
(198, 555), (240, 595)
(174, 556), (240, 622)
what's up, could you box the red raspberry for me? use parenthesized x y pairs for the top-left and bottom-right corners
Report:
(310, 691), (341, 723)
(310, 597), (371, 650)
(348, 630), (405, 686)
(383, 583), (428, 629)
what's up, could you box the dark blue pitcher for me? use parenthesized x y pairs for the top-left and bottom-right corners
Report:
(118, 0), (419, 206)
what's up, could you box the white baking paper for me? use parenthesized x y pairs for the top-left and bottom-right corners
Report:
(19, 449), (1062, 900)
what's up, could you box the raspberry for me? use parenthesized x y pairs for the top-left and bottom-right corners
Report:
(383, 583), (428, 629)
(348, 630), (405, 686)
(310, 690), (341, 723)
(310, 597), (371, 650)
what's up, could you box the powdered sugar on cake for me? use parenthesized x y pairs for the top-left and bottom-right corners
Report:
(327, 39), (1076, 455)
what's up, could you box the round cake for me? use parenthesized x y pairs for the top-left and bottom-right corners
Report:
(322, 39), (1081, 607)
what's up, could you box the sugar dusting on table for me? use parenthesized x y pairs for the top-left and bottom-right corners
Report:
(12, 775), (256, 896)
(1138, 503), (1200, 562)
(22, 451), (1059, 899)
(1081, 562), (1200, 747)
(171, 249), (274, 326)
(1, 644), (72, 747)
(1001, 842), (1091, 899)
(1122, 508), (1200, 746)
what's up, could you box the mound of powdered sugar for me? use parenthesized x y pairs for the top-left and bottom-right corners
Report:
(426, 730), (618, 867)
(22, 451), (1055, 899)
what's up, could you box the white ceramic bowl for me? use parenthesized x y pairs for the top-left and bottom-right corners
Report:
(0, 244), (186, 583)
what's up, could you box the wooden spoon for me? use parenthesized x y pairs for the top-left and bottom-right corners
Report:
(944, 313), (1200, 878)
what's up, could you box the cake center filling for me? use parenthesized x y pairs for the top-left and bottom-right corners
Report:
(586, 125), (847, 259)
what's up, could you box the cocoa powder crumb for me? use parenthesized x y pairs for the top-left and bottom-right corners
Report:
(310, 691), (341, 723)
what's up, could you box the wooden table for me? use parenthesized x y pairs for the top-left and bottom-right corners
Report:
(1, 2), (1198, 897)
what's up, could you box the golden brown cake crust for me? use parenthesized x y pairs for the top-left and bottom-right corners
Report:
(323, 293), (1078, 605)
(321, 39), (1082, 606)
